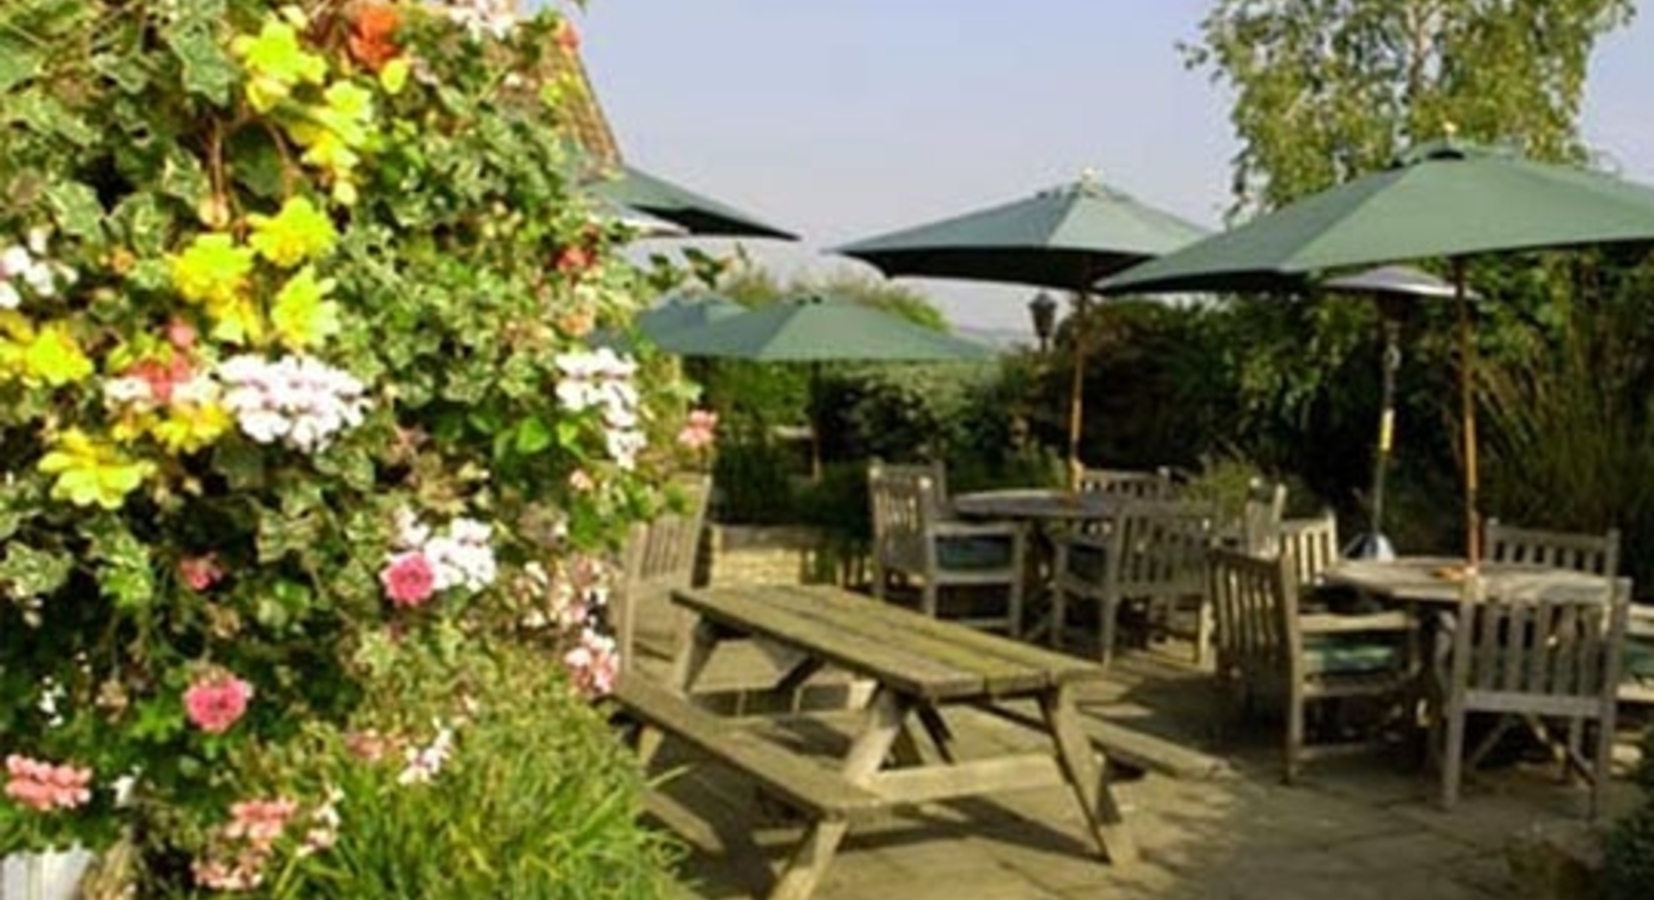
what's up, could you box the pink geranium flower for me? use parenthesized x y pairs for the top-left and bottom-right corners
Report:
(380, 550), (436, 607)
(676, 409), (718, 451)
(179, 554), (224, 592)
(226, 797), (298, 849)
(4, 754), (92, 812)
(184, 673), (254, 734)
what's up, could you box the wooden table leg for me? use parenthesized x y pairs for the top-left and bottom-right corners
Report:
(768, 686), (912, 900)
(1040, 683), (1137, 865)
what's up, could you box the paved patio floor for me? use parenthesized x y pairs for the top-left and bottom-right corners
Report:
(647, 642), (1644, 900)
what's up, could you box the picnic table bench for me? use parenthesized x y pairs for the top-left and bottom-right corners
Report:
(612, 583), (1225, 900)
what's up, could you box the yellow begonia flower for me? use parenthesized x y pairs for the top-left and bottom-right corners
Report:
(248, 196), (338, 268)
(270, 266), (340, 350)
(289, 81), (374, 184)
(231, 18), (328, 113)
(169, 234), (255, 308)
(151, 403), (232, 455)
(379, 58), (409, 96)
(38, 429), (154, 511)
(23, 323), (94, 387)
(206, 294), (266, 346)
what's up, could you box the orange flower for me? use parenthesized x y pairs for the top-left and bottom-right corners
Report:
(348, 3), (401, 72)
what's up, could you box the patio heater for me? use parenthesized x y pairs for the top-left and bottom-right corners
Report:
(1028, 290), (1059, 353)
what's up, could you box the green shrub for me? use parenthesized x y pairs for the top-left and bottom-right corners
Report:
(1604, 729), (1654, 900)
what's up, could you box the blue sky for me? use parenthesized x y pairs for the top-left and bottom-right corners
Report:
(577, 1), (1654, 334)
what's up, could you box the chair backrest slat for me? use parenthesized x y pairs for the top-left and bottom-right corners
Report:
(1078, 467), (1178, 502)
(1207, 546), (1300, 685)
(616, 474), (712, 668)
(1484, 518), (1621, 576)
(868, 461), (947, 572)
(1111, 501), (1215, 597)
(1278, 511), (1339, 587)
(1451, 575), (1629, 705)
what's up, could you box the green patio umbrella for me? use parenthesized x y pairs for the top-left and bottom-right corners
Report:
(587, 294), (745, 352)
(635, 294), (746, 342)
(834, 171), (1209, 486)
(657, 294), (994, 477)
(1102, 138), (1654, 565)
(590, 165), (797, 240)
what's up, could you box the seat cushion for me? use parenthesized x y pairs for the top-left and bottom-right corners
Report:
(1624, 638), (1654, 681)
(935, 536), (1015, 571)
(1303, 635), (1402, 675)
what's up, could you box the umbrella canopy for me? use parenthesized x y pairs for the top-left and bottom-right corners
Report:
(588, 196), (690, 238)
(635, 294), (746, 342)
(658, 295), (991, 479)
(655, 295), (994, 362)
(590, 165), (797, 240)
(835, 172), (1210, 288)
(1101, 140), (1654, 295)
(1100, 138), (1654, 565)
(834, 172), (1210, 486)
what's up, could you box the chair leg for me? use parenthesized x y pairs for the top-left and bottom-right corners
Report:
(921, 582), (938, 620)
(1440, 704), (1467, 810)
(1098, 590), (1119, 666)
(1193, 596), (1213, 668)
(871, 564), (886, 601)
(1283, 694), (1304, 785)
(1006, 574), (1024, 638)
(1048, 586), (1068, 649)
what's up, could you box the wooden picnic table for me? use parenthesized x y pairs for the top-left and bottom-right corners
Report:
(1323, 556), (1612, 605)
(615, 583), (1144, 900)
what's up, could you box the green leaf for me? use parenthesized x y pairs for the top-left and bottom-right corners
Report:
(45, 181), (104, 240)
(0, 46), (41, 94)
(4, 88), (95, 146)
(163, 13), (234, 105)
(515, 416), (553, 455)
(226, 127), (286, 200)
(555, 420), (582, 450)
(0, 543), (73, 598)
(84, 516), (155, 612)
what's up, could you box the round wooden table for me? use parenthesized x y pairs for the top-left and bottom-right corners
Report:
(952, 488), (1120, 522)
(1323, 556), (1612, 605)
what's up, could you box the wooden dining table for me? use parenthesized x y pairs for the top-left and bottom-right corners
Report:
(615, 583), (1138, 900)
(1323, 555), (1613, 605)
(952, 487), (1121, 522)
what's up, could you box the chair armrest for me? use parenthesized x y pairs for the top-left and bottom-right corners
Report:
(931, 521), (1025, 540)
(1300, 611), (1413, 634)
(1629, 604), (1654, 639)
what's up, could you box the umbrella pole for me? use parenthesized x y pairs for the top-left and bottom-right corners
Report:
(1066, 291), (1089, 492)
(1368, 317), (1401, 547)
(1453, 258), (1481, 567)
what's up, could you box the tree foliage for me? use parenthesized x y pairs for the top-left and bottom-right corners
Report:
(1186, 0), (1636, 218)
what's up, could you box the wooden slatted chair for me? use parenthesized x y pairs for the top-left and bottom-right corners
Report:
(868, 460), (1027, 634)
(1484, 518), (1620, 576)
(1239, 479), (1288, 555)
(615, 474), (712, 669)
(1278, 511), (1340, 590)
(1436, 576), (1631, 817)
(1207, 546), (1416, 784)
(1482, 520), (1636, 748)
(1077, 467), (1179, 502)
(1051, 500), (1215, 665)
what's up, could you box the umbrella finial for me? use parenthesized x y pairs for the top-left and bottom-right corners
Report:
(1442, 120), (1459, 140)
(1079, 167), (1102, 192)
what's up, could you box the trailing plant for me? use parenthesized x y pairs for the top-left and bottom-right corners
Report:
(0, 0), (687, 893)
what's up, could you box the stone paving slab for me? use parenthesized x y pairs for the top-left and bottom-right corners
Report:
(647, 642), (1639, 900)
